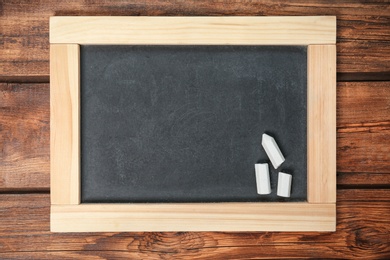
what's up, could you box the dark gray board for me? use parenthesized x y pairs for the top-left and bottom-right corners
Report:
(80, 45), (307, 203)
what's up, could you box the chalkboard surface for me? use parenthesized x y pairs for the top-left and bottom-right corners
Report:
(80, 45), (307, 203)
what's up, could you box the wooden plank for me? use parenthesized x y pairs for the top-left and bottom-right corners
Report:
(338, 172), (390, 186)
(337, 125), (390, 174)
(51, 203), (336, 232)
(307, 45), (337, 203)
(1, 82), (388, 190)
(1, 0), (389, 79)
(337, 82), (390, 128)
(49, 16), (336, 45)
(0, 83), (49, 190)
(337, 189), (390, 202)
(50, 44), (80, 204)
(1, 191), (389, 258)
(337, 81), (390, 176)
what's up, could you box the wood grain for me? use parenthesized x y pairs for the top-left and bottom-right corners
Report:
(1, 191), (389, 258)
(49, 18), (336, 232)
(337, 81), (390, 175)
(337, 126), (390, 174)
(337, 81), (390, 128)
(51, 203), (336, 232)
(0, 83), (49, 190)
(1, 82), (388, 190)
(50, 16), (336, 45)
(1, 0), (389, 79)
(338, 172), (390, 186)
(1, 0), (389, 256)
(50, 44), (80, 205)
(307, 45), (337, 203)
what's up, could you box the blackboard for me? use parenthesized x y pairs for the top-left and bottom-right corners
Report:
(80, 45), (307, 203)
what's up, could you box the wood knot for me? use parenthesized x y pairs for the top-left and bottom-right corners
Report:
(349, 226), (390, 255)
(129, 232), (214, 258)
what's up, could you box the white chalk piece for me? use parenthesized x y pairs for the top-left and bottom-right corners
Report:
(255, 163), (271, 195)
(261, 133), (285, 169)
(277, 172), (292, 197)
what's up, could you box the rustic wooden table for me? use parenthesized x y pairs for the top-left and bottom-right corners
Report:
(1, 1), (389, 258)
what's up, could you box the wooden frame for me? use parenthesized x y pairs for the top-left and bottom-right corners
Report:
(50, 16), (336, 232)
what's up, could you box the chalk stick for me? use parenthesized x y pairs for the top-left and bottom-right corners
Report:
(277, 172), (292, 197)
(255, 163), (271, 195)
(262, 133), (285, 169)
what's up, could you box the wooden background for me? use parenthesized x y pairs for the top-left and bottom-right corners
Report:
(0, 1), (389, 258)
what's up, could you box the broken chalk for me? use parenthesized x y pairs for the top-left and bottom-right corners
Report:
(262, 133), (285, 169)
(277, 172), (292, 197)
(255, 163), (271, 195)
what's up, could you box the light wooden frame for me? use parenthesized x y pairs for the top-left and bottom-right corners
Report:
(50, 16), (336, 232)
